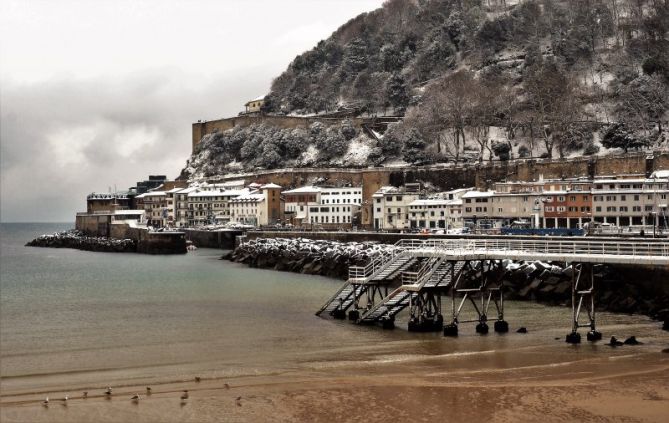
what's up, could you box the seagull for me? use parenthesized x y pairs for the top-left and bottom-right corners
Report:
(194, 376), (201, 382)
(180, 390), (189, 401)
(235, 396), (242, 401)
(146, 387), (152, 395)
(105, 387), (112, 396)
(83, 391), (88, 399)
(224, 383), (230, 390)
(61, 395), (69, 405)
(131, 394), (140, 403)
(42, 397), (49, 406)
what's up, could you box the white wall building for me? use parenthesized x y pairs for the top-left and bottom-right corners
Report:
(283, 185), (362, 227)
(372, 186), (420, 230)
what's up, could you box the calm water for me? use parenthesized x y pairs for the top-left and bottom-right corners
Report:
(1, 223), (665, 395)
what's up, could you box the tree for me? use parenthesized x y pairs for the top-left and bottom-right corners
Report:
(524, 61), (582, 159)
(601, 123), (649, 152)
(402, 128), (431, 165)
(492, 141), (512, 161)
(385, 73), (410, 113)
(616, 74), (669, 135)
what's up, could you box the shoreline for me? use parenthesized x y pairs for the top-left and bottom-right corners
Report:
(3, 342), (669, 422)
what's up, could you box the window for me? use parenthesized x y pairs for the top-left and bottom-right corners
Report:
(570, 196), (576, 201)
(620, 195), (626, 201)
(634, 195), (640, 201)
(596, 206), (602, 212)
(633, 206), (641, 212)
(606, 206), (616, 212)
(619, 206), (628, 212)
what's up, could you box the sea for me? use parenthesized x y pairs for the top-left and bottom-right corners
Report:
(1, 222), (667, 397)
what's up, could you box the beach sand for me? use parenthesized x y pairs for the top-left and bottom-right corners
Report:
(3, 346), (668, 422)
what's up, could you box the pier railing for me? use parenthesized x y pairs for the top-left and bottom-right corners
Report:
(394, 238), (669, 258)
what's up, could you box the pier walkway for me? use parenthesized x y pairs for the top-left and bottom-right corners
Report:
(317, 238), (669, 342)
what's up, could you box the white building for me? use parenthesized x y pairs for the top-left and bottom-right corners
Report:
(229, 183), (284, 226)
(407, 199), (463, 230)
(187, 189), (249, 226)
(371, 186), (421, 230)
(283, 185), (362, 228)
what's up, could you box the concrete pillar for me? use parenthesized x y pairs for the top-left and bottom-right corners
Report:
(616, 216), (620, 226)
(554, 218), (558, 228)
(566, 218), (570, 229)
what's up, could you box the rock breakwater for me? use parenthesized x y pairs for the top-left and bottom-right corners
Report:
(26, 230), (136, 253)
(228, 238), (400, 279)
(229, 238), (669, 322)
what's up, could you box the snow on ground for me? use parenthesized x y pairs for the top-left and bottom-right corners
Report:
(338, 135), (374, 167)
(299, 144), (319, 166)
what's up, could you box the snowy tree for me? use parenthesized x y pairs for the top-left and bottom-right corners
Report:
(385, 73), (410, 113)
(601, 123), (649, 153)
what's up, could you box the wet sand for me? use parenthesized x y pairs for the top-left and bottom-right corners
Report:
(3, 344), (668, 422)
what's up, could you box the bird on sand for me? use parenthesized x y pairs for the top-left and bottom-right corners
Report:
(236, 396), (242, 407)
(195, 376), (201, 382)
(83, 391), (88, 399)
(224, 383), (230, 390)
(42, 397), (49, 406)
(131, 394), (140, 403)
(61, 395), (69, 405)
(180, 390), (189, 401)
(105, 387), (113, 396)
(146, 387), (152, 395)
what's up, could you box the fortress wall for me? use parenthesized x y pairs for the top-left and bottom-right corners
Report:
(192, 115), (369, 152)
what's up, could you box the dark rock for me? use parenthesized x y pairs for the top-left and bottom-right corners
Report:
(623, 336), (642, 345)
(607, 336), (624, 347)
(516, 327), (528, 333)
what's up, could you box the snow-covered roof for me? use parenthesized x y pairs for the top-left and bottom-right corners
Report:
(87, 192), (130, 200)
(113, 209), (145, 215)
(230, 193), (265, 203)
(651, 170), (669, 179)
(143, 191), (166, 197)
(166, 187), (185, 193)
(283, 186), (322, 194)
(176, 187), (200, 194)
(245, 96), (265, 105)
(461, 190), (494, 198)
(260, 183), (282, 189)
(188, 190), (226, 197)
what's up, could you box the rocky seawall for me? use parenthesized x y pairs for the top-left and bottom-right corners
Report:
(228, 238), (669, 323)
(26, 230), (136, 253)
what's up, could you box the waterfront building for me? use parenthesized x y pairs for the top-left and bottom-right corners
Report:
(229, 183), (284, 226)
(283, 185), (363, 228)
(86, 192), (132, 214)
(174, 187), (199, 228)
(136, 191), (168, 228)
(186, 189), (249, 226)
(372, 186), (421, 230)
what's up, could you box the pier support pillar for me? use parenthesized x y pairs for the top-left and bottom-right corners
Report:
(566, 263), (600, 343)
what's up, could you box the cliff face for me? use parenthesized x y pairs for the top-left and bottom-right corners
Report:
(184, 0), (669, 179)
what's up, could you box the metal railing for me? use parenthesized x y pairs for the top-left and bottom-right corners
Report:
(347, 248), (403, 280)
(393, 238), (669, 258)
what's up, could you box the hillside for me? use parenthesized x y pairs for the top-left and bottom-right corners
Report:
(185, 0), (669, 180)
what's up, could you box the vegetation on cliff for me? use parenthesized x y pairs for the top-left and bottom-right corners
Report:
(186, 0), (669, 177)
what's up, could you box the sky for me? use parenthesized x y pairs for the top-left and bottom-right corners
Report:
(0, 0), (384, 222)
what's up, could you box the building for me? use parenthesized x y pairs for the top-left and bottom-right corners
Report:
(407, 199), (464, 230)
(372, 186), (421, 230)
(86, 192), (132, 214)
(229, 183), (284, 226)
(136, 191), (167, 228)
(186, 189), (248, 226)
(244, 96), (265, 114)
(174, 186), (199, 228)
(283, 185), (363, 228)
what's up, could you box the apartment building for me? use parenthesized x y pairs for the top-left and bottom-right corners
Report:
(228, 183), (284, 226)
(372, 186), (421, 230)
(136, 191), (167, 227)
(407, 199), (461, 229)
(283, 185), (363, 228)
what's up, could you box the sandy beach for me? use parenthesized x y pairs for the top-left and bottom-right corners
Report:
(3, 343), (669, 422)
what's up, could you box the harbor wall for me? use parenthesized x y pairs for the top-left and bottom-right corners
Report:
(182, 229), (243, 249)
(110, 224), (187, 254)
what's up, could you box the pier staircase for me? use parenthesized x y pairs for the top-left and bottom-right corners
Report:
(356, 259), (466, 325)
(315, 250), (417, 318)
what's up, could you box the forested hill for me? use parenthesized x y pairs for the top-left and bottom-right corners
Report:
(185, 0), (668, 180)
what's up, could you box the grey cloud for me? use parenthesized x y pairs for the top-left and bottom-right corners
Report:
(0, 67), (274, 222)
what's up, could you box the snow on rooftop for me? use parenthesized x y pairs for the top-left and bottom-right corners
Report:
(188, 190), (226, 197)
(260, 183), (282, 189)
(245, 96), (265, 104)
(283, 186), (322, 194)
(461, 190), (494, 198)
(143, 191), (166, 196)
(230, 193), (265, 202)
(113, 209), (145, 215)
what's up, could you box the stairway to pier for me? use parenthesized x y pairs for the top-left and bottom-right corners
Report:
(315, 252), (417, 317)
(357, 260), (466, 324)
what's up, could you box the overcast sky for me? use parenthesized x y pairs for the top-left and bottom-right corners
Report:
(0, 0), (384, 222)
